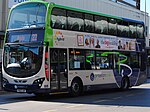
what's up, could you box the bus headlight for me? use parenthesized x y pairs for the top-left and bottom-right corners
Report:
(33, 78), (45, 87)
(2, 78), (9, 88)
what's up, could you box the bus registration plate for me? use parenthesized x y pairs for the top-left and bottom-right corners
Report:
(17, 89), (26, 93)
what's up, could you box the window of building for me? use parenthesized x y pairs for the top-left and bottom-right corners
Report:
(67, 11), (84, 31)
(51, 8), (67, 29)
(84, 14), (94, 32)
(95, 16), (108, 34)
(108, 18), (117, 36)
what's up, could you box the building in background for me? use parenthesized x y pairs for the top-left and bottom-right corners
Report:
(0, 0), (9, 60)
(111, 0), (140, 9)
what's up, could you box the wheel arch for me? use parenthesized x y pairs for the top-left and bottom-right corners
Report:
(71, 76), (83, 87)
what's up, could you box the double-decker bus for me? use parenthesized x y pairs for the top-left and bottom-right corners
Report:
(2, 0), (147, 96)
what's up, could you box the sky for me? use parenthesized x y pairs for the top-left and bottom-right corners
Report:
(141, 0), (150, 14)
(141, 0), (150, 33)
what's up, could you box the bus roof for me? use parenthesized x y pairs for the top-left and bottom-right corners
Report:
(52, 3), (144, 24)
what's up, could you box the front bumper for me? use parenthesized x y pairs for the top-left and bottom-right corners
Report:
(3, 83), (41, 93)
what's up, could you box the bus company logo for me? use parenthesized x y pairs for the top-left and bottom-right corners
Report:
(90, 73), (95, 81)
(54, 31), (64, 41)
(90, 73), (109, 81)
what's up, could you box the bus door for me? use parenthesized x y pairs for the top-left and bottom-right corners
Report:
(50, 48), (68, 90)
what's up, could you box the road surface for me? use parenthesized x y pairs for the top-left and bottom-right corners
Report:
(0, 80), (150, 112)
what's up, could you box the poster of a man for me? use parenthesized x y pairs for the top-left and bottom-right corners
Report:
(95, 39), (101, 48)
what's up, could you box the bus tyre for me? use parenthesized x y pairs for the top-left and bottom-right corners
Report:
(70, 79), (83, 97)
(121, 77), (129, 90)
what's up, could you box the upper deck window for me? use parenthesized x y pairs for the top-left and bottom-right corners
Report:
(108, 18), (117, 36)
(95, 16), (108, 34)
(84, 14), (94, 32)
(67, 11), (84, 31)
(51, 8), (67, 30)
(129, 23), (137, 38)
(137, 24), (144, 38)
(118, 21), (129, 37)
(8, 3), (47, 29)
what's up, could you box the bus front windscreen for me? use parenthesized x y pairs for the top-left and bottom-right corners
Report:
(8, 3), (47, 29)
(3, 44), (43, 78)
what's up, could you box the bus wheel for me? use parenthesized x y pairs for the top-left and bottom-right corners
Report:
(70, 78), (83, 97)
(121, 76), (129, 90)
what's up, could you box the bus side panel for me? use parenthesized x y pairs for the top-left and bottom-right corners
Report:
(68, 70), (118, 91)
(113, 67), (141, 88)
(135, 53), (147, 86)
(135, 71), (147, 86)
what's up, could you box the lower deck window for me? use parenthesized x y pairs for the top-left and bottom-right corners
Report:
(69, 49), (112, 70)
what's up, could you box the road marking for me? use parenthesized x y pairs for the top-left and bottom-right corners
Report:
(43, 110), (57, 112)
(50, 92), (68, 95)
(126, 94), (135, 97)
(65, 104), (84, 108)
(112, 97), (122, 100)
(93, 99), (112, 103)
(0, 108), (9, 111)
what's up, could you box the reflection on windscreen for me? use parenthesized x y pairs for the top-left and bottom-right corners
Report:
(8, 3), (46, 29)
(4, 44), (43, 78)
